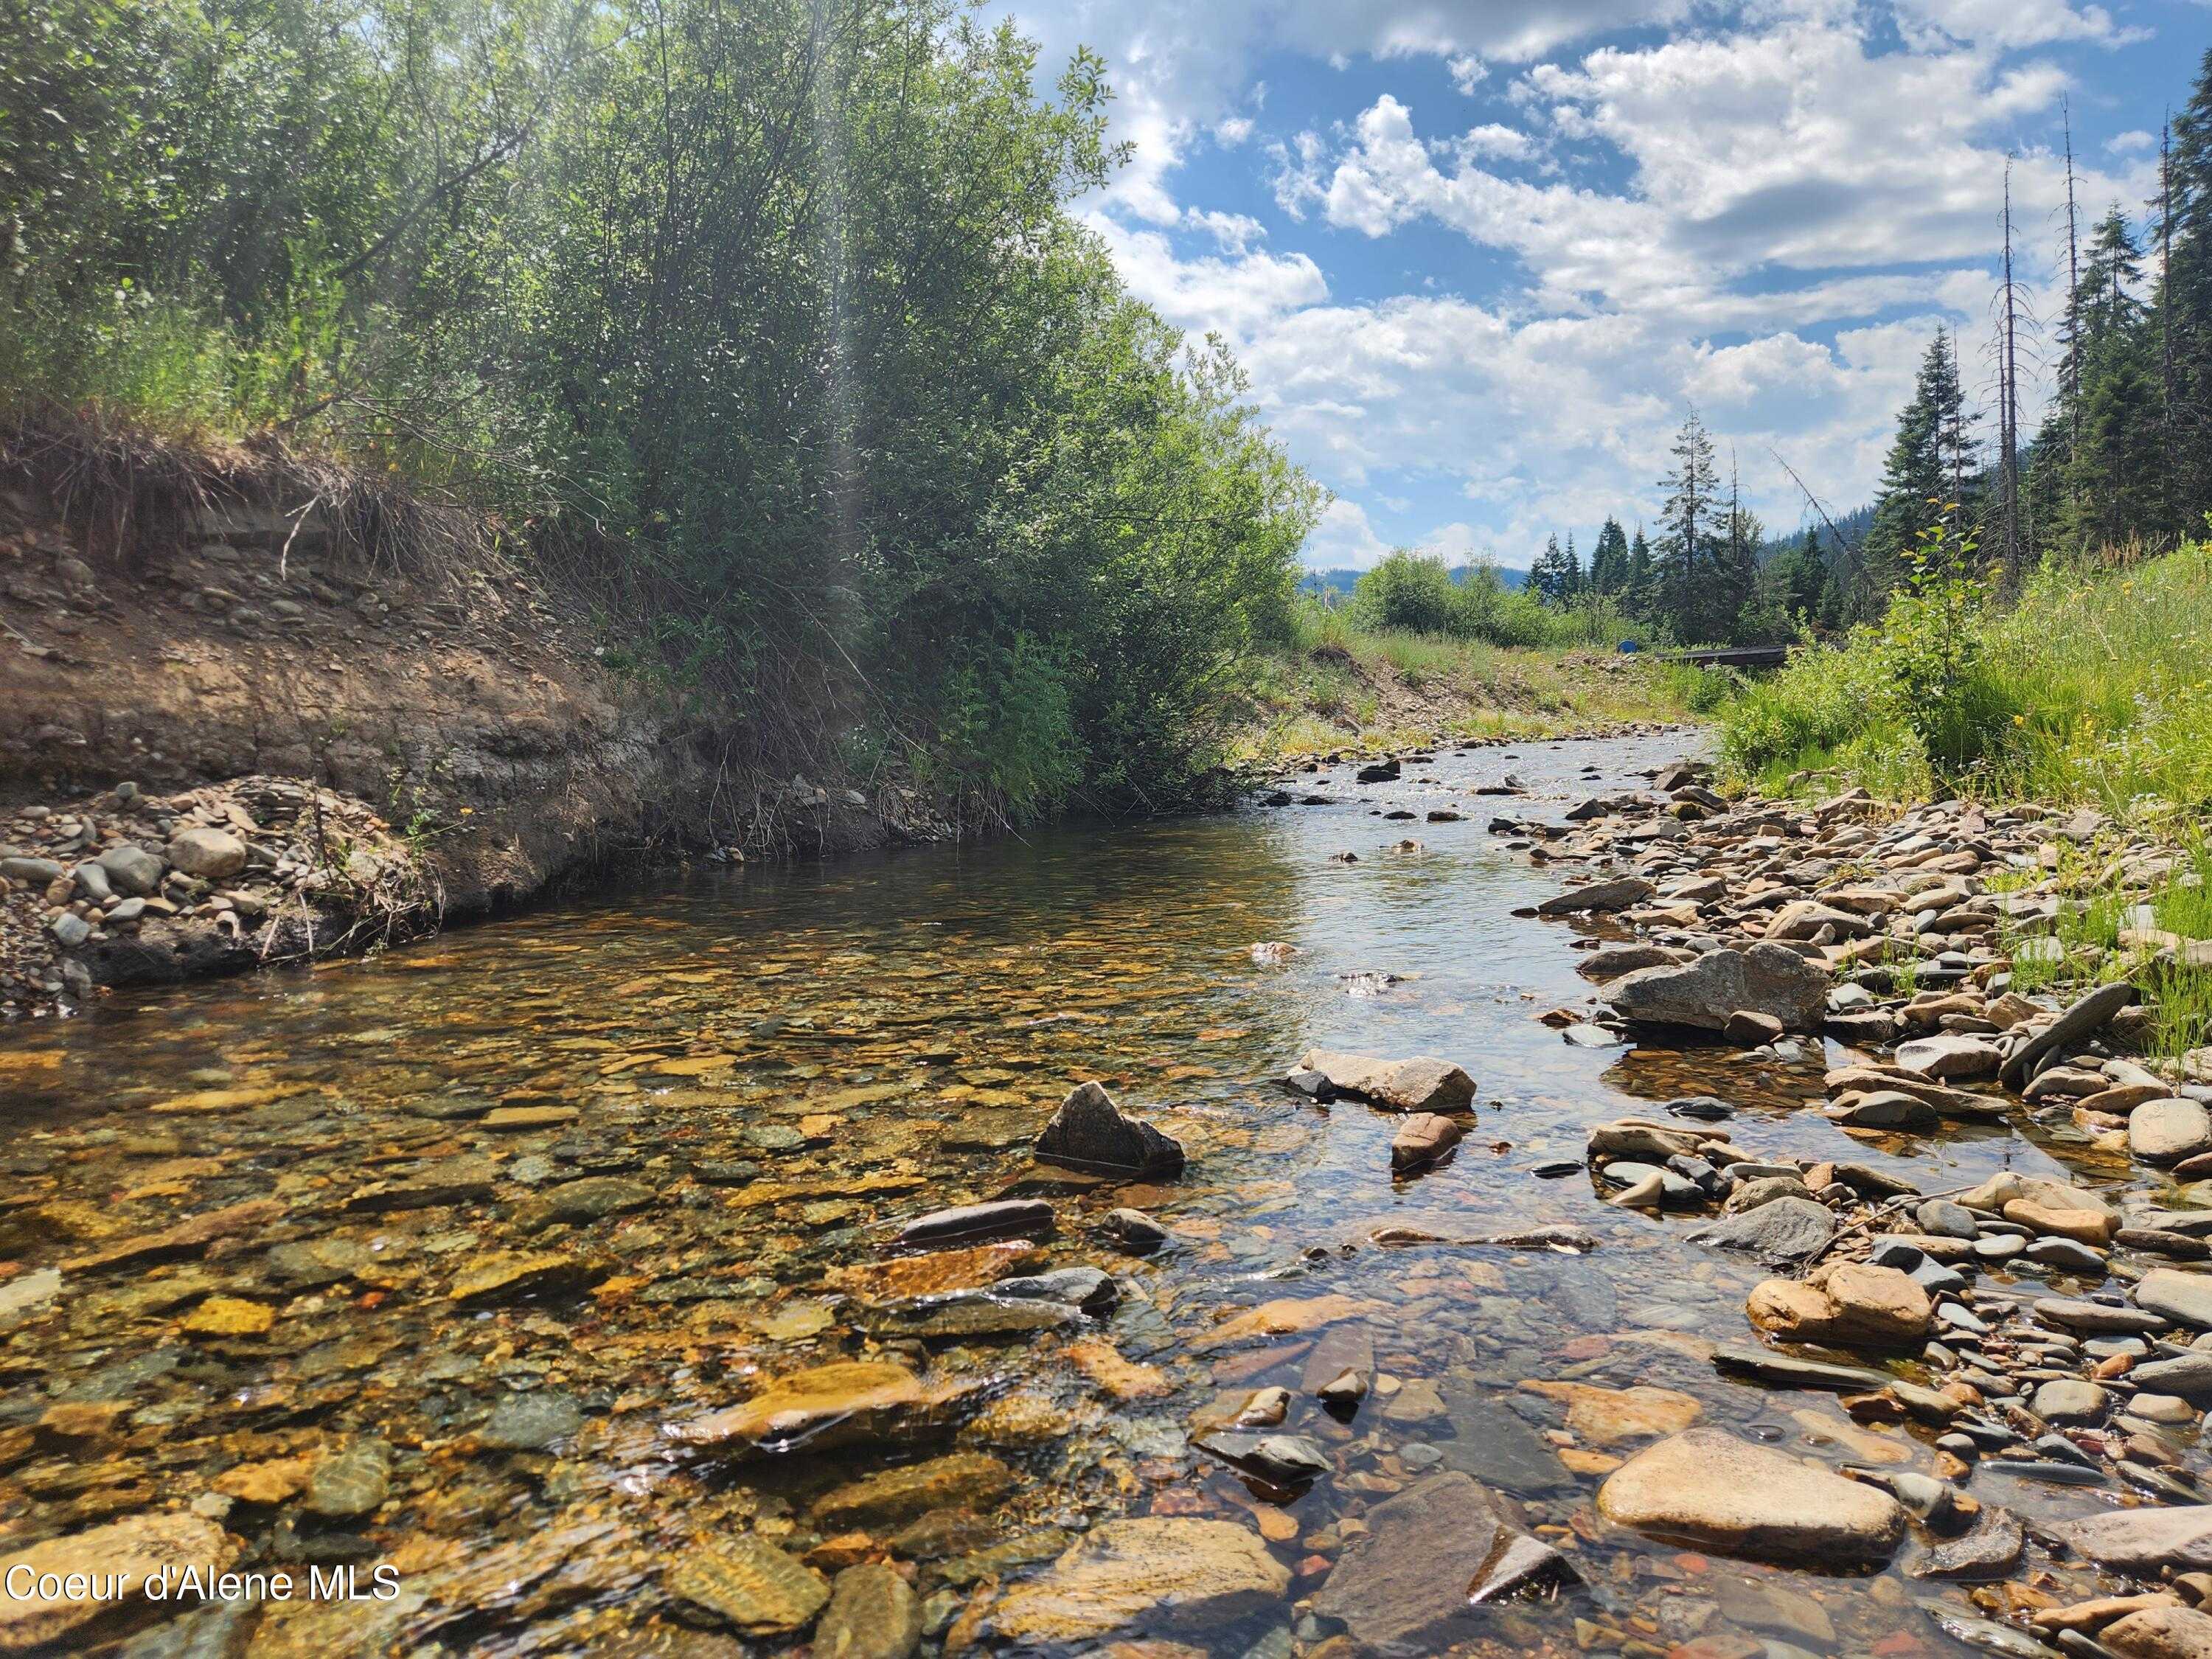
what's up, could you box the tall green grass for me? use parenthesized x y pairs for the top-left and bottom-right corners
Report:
(1720, 540), (2212, 817)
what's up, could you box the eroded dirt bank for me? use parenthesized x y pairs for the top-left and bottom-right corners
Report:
(0, 460), (936, 1015)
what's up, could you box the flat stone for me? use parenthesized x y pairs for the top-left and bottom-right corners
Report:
(94, 844), (164, 896)
(1895, 1033), (2003, 1080)
(2001, 982), (2138, 1088)
(513, 1175), (654, 1231)
(305, 1440), (392, 1519)
(167, 825), (248, 880)
(0, 1514), (236, 1651)
(813, 1562), (922, 1659)
(1688, 1197), (1836, 1265)
(2034, 1298), (2168, 1335)
(896, 1200), (1054, 1246)
(2134, 1353), (2212, 1403)
(1711, 1574), (1837, 1646)
(665, 1537), (830, 1635)
(669, 1360), (981, 1458)
(1296, 1049), (1475, 1113)
(2133, 1101), (2212, 1165)
(2105, 1605), (2212, 1659)
(1034, 1081), (1185, 1177)
(1312, 1470), (1570, 1656)
(813, 1454), (1015, 1530)
(826, 1242), (1043, 1300)
(1605, 943), (1831, 1032)
(1439, 1377), (1576, 1494)
(1520, 1380), (1701, 1445)
(447, 1250), (597, 1305)
(1912, 1507), (2025, 1579)
(1596, 1428), (1906, 1562)
(479, 1391), (584, 1451)
(1537, 877), (1655, 914)
(2135, 1269), (2212, 1329)
(989, 1519), (1289, 1645)
(2056, 1506), (2212, 1573)
(2031, 1380), (2109, 1422)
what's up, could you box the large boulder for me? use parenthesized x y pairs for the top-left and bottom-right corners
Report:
(1297, 1050), (1474, 1113)
(1034, 1082), (1184, 1178)
(1747, 1262), (1932, 1349)
(167, 826), (248, 880)
(1596, 1428), (1906, 1562)
(988, 1518), (1289, 1645)
(1604, 944), (1829, 1032)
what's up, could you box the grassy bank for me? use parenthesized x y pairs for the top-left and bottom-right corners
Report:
(1719, 538), (2212, 816)
(1235, 602), (1715, 762)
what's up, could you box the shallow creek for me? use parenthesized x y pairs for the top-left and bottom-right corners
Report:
(0, 733), (2140, 1656)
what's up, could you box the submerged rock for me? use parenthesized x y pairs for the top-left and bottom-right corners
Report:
(813, 1562), (923, 1659)
(665, 1537), (830, 1635)
(813, 1453), (1015, 1529)
(1033, 1081), (1185, 1177)
(1312, 1470), (1574, 1655)
(1596, 1427), (1907, 1562)
(2053, 1506), (2212, 1573)
(896, 1200), (1055, 1246)
(669, 1360), (981, 1458)
(0, 1514), (236, 1652)
(987, 1518), (1290, 1645)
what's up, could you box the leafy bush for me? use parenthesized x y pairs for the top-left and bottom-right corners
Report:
(1351, 552), (1462, 636)
(1, 0), (1321, 822)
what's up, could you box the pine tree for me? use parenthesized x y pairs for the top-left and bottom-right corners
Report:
(1655, 411), (1722, 641)
(1562, 532), (1583, 601)
(2162, 48), (2212, 533)
(1587, 517), (1630, 594)
(1528, 534), (1572, 606)
(1624, 525), (1655, 622)
(2061, 208), (2159, 552)
(1864, 328), (1973, 611)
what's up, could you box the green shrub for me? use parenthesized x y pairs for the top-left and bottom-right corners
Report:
(1351, 552), (1461, 636)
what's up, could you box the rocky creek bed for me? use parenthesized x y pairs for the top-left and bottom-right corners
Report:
(3, 731), (2212, 1657)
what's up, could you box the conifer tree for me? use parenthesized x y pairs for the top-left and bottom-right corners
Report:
(1624, 525), (1655, 622)
(1588, 517), (1630, 594)
(1528, 534), (1571, 606)
(1864, 328), (1973, 611)
(1655, 411), (1721, 640)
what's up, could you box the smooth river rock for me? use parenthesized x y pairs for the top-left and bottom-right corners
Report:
(1297, 1049), (1475, 1113)
(1604, 943), (1831, 1032)
(1596, 1427), (1907, 1562)
(2133, 1099), (2212, 1165)
(2055, 1506), (2212, 1573)
(1747, 1262), (1933, 1349)
(2133, 1269), (2212, 1330)
(988, 1518), (1290, 1644)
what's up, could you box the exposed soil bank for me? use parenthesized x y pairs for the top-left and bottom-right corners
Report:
(0, 455), (942, 1015)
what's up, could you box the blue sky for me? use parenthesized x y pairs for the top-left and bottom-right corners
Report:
(995, 0), (2203, 568)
